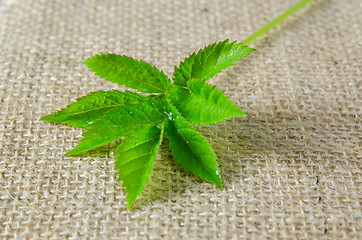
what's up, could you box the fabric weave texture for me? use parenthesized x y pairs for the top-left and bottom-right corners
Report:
(0, 0), (361, 239)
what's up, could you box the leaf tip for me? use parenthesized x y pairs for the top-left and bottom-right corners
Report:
(239, 110), (247, 117)
(39, 115), (48, 121)
(40, 112), (59, 121)
(83, 56), (95, 69)
(212, 179), (223, 190)
(126, 194), (138, 211)
(214, 169), (223, 189)
(64, 148), (79, 156)
(63, 151), (73, 157)
(127, 202), (133, 211)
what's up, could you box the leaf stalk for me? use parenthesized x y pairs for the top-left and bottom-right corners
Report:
(243, 0), (314, 45)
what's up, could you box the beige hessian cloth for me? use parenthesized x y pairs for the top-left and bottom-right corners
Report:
(0, 0), (360, 239)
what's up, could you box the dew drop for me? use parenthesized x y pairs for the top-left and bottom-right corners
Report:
(165, 111), (173, 120)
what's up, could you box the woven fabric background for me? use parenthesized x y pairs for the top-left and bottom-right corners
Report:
(0, 0), (361, 239)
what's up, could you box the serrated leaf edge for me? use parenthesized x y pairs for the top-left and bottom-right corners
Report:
(165, 106), (222, 188)
(85, 53), (172, 93)
(173, 39), (254, 86)
(169, 80), (246, 126)
(116, 124), (164, 210)
(64, 100), (167, 156)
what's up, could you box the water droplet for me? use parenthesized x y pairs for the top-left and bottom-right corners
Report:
(165, 111), (173, 120)
(216, 170), (220, 176)
(87, 120), (93, 125)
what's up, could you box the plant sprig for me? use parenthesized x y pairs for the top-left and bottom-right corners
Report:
(41, 0), (313, 210)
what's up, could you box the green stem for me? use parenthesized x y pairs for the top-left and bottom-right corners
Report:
(243, 0), (314, 45)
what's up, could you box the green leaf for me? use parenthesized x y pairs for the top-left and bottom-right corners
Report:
(40, 91), (146, 128)
(173, 39), (254, 86)
(115, 124), (164, 210)
(164, 106), (222, 188)
(169, 78), (246, 125)
(84, 53), (172, 93)
(65, 99), (168, 156)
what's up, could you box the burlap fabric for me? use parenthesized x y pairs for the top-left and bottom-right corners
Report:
(0, 0), (361, 239)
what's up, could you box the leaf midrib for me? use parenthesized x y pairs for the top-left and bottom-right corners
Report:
(120, 59), (168, 93)
(119, 125), (163, 207)
(54, 101), (141, 118)
(117, 136), (160, 167)
(134, 127), (162, 195)
(138, 59), (171, 92)
(189, 85), (221, 109)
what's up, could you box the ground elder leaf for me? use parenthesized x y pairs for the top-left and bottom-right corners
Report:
(85, 53), (172, 93)
(164, 106), (222, 188)
(40, 0), (316, 208)
(173, 39), (254, 86)
(115, 124), (164, 210)
(40, 91), (146, 128)
(170, 78), (246, 125)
